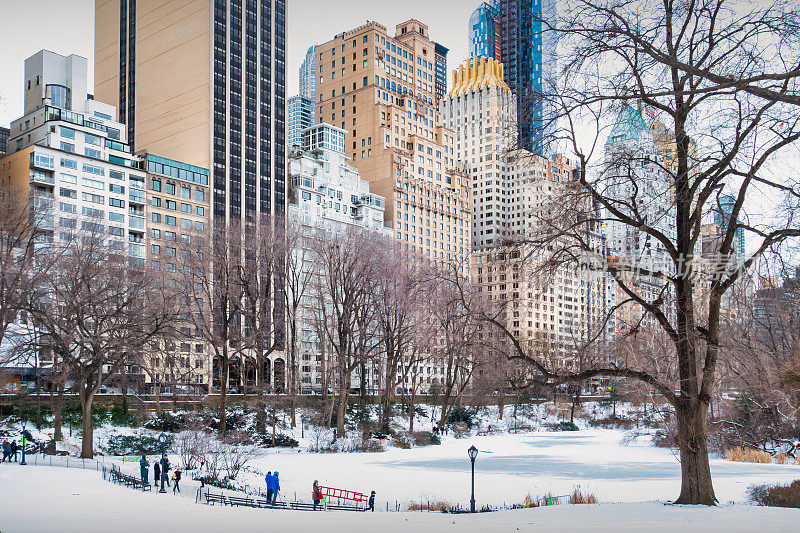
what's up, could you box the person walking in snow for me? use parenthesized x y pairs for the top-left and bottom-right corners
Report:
(172, 467), (182, 494)
(198, 461), (207, 488)
(160, 454), (171, 487)
(154, 460), (161, 487)
(312, 480), (322, 510)
(272, 471), (280, 503)
(265, 471), (274, 502)
(1, 440), (10, 462)
(10, 440), (19, 462)
(140, 455), (149, 484)
(368, 490), (375, 512)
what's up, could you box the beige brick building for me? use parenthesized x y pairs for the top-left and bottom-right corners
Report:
(315, 20), (470, 269)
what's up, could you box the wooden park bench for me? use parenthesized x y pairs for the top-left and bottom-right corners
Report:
(204, 492), (228, 506)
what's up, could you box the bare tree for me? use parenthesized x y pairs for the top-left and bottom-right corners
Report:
(481, 0), (800, 504)
(282, 219), (315, 427)
(184, 223), (244, 436)
(311, 228), (385, 438)
(237, 214), (283, 433)
(27, 230), (178, 457)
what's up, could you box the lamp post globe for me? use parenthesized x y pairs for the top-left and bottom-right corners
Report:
(468, 445), (478, 512)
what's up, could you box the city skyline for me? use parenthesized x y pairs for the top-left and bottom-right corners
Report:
(0, 0), (473, 129)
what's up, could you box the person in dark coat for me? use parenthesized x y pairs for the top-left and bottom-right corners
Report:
(368, 490), (375, 512)
(10, 440), (19, 462)
(265, 471), (274, 502)
(153, 460), (161, 487)
(1, 440), (10, 462)
(160, 455), (171, 486)
(272, 472), (280, 503)
(140, 455), (149, 484)
(172, 467), (182, 494)
(313, 480), (322, 510)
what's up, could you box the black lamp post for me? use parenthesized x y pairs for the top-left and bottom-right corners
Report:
(468, 445), (478, 512)
(158, 433), (168, 493)
(20, 415), (28, 465)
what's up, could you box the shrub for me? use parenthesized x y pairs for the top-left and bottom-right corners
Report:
(109, 404), (138, 427)
(447, 407), (476, 429)
(544, 421), (579, 432)
(588, 416), (634, 430)
(774, 453), (797, 465)
(726, 446), (772, 463)
(105, 434), (173, 456)
(14, 404), (52, 429)
(392, 433), (412, 449)
(452, 421), (470, 438)
(259, 433), (299, 448)
(749, 480), (800, 508)
(144, 412), (183, 433)
(62, 402), (109, 429)
(411, 431), (440, 446)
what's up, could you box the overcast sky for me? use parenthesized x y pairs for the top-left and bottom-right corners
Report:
(0, 0), (474, 127)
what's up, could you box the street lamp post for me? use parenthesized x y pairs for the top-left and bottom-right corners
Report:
(20, 415), (28, 465)
(158, 433), (168, 493)
(468, 445), (478, 513)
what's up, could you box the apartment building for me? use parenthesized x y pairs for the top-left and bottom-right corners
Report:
(288, 123), (390, 394)
(1, 51), (147, 261)
(314, 20), (470, 270)
(141, 154), (211, 394)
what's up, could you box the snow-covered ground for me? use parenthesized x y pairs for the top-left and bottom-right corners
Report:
(236, 429), (799, 507)
(0, 464), (798, 533)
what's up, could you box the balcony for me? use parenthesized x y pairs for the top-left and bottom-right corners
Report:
(30, 170), (55, 185)
(128, 216), (145, 230)
(129, 189), (146, 204)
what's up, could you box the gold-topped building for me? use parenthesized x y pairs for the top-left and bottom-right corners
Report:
(441, 57), (608, 366)
(448, 56), (509, 97)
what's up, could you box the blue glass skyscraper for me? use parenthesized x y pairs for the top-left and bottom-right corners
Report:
(468, 2), (501, 61)
(468, 0), (557, 154)
(715, 194), (746, 262)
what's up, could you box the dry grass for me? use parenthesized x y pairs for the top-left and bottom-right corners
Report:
(773, 453), (797, 465)
(570, 487), (598, 504)
(407, 501), (455, 512)
(522, 492), (545, 508)
(725, 446), (773, 464)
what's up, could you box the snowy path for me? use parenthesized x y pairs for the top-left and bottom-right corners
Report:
(0, 464), (798, 533)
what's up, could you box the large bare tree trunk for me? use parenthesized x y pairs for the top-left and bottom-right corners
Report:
(336, 377), (348, 439)
(52, 379), (65, 442)
(219, 362), (229, 435)
(675, 403), (716, 505)
(79, 382), (96, 459)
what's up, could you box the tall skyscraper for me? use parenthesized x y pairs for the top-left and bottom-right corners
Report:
(299, 45), (316, 101)
(468, 0), (557, 154)
(604, 106), (676, 329)
(468, 2), (501, 61)
(715, 193), (746, 263)
(442, 56), (605, 362)
(94, 0), (287, 220)
(288, 95), (314, 148)
(433, 42), (449, 104)
(315, 20), (470, 270)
